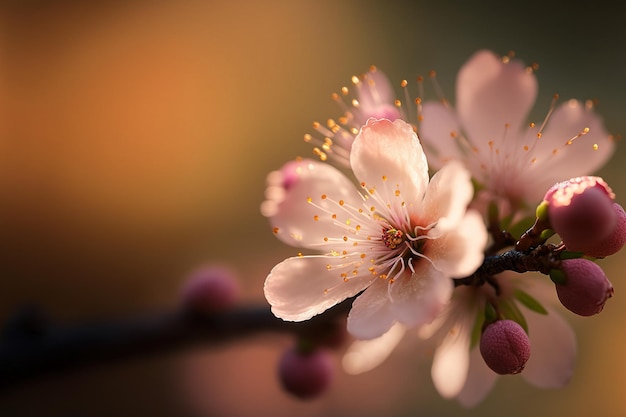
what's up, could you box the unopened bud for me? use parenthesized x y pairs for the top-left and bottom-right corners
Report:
(180, 265), (240, 314)
(278, 346), (335, 399)
(543, 176), (617, 254)
(583, 203), (626, 258)
(480, 320), (530, 375)
(553, 258), (613, 316)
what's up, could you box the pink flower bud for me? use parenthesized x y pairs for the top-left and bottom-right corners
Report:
(583, 203), (626, 257)
(555, 258), (613, 316)
(543, 176), (616, 254)
(480, 320), (530, 375)
(278, 346), (335, 399)
(180, 265), (240, 314)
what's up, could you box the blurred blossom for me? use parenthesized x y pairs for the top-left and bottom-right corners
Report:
(345, 274), (576, 408)
(263, 119), (487, 339)
(419, 49), (615, 217)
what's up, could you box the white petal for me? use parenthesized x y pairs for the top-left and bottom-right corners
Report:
(264, 255), (372, 321)
(431, 319), (472, 399)
(342, 323), (406, 374)
(456, 346), (499, 408)
(521, 305), (577, 388)
(265, 159), (365, 250)
(389, 262), (453, 328)
(421, 160), (473, 230)
(350, 118), (429, 212)
(419, 101), (464, 169)
(426, 210), (487, 277)
(347, 278), (397, 339)
(456, 50), (537, 154)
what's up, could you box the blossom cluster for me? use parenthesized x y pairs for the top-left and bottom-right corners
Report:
(260, 50), (624, 405)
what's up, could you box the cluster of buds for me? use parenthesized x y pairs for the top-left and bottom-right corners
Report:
(479, 176), (625, 375)
(538, 176), (624, 316)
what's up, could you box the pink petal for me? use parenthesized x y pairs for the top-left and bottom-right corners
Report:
(456, 346), (499, 408)
(263, 159), (365, 250)
(426, 210), (487, 277)
(420, 161), (473, 230)
(350, 118), (429, 211)
(347, 278), (397, 339)
(456, 50), (537, 155)
(264, 255), (372, 321)
(356, 68), (402, 122)
(521, 305), (577, 388)
(526, 100), (614, 197)
(419, 101), (464, 169)
(431, 320), (472, 399)
(342, 323), (406, 374)
(388, 262), (453, 328)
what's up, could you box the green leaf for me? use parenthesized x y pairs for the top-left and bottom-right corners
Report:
(508, 216), (536, 240)
(559, 251), (585, 260)
(549, 268), (567, 284)
(484, 301), (498, 323)
(499, 299), (528, 334)
(470, 307), (486, 349)
(514, 289), (548, 315)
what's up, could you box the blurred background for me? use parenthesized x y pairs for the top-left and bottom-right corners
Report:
(2, 0), (625, 416)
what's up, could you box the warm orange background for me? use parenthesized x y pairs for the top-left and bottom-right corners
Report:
(2, 1), (625, 416)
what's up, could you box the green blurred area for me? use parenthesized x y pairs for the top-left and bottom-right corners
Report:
(1, 1), (625, 416)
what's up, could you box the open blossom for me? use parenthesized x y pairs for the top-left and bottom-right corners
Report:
(306, 67), (402, 166)
(431, 275), (576, 407)
(419, 49), (615, 214)
(345, 273), (576, 407)
(262, 118), (487, 339)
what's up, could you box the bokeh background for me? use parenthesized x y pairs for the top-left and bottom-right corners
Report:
(2, 1), (625, 416)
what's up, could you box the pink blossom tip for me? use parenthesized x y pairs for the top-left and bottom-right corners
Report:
(543, 176), (617, 254)
(480, 320), (530, 375)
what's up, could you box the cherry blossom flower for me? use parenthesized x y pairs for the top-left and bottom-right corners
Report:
(344, 273), (576, 407)
(305, 66), (402, 166)
(262, 118), (487, 340)
(419, 50), (615, 215)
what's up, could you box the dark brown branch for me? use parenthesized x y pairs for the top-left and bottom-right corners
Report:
(0, 301), (352, 394)
(453, 244), (562, 288)
(0, 245), (564, 394)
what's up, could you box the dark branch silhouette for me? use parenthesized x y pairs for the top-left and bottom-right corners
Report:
(0, 245), (562, 394)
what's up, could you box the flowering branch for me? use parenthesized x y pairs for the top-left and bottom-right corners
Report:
(0, 244), (567, 393)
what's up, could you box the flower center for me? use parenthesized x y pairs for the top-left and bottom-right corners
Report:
(382, 226), (405, 249)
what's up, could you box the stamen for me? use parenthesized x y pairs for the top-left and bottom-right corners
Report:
(536, 93), (559, 138)
(565, 127), (589, 145)
(428, 70), (449, 108)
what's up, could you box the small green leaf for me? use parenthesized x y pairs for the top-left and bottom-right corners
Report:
(499, 299), (528, 334)
(514, 289), (548, 315)
(488, 201), (499, 223)
(549, 268), (567, 284)
(559, 251), (585, 260)
(470, 309), (485, 349)
(508, 216), (536, 240)
(484, 301), (498, 323)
